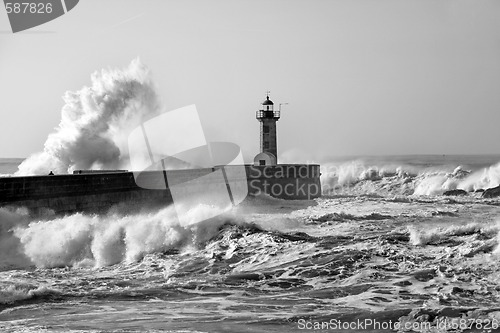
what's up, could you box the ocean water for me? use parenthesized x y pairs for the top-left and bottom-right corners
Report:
(0, 159), (24, 177)
(2, 155), (500, 332)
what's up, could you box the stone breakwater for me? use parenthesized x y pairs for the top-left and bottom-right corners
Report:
(0, 165), (321, 215)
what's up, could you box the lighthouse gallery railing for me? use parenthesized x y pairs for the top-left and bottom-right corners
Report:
(256, 110), (280, 119)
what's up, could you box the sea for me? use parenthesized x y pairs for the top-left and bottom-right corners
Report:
(2, 155), (500, 333)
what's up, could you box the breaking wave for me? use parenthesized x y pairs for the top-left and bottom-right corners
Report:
(320, 160), (500, 196)
(0, 282), (59, 306)
(1, 205), (236, 270)
(408, 221), (500, 258)
(408, 222), (497, 246)
(16, 59), (161, 176)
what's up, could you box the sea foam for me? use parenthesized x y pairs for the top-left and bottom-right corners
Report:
(10, 204), (232, 269)
(320, 160), (500, 196)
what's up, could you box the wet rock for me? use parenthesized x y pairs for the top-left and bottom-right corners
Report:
(225, 272), (263, 283)
(483, 185), (500, 198)
(379, 232), (410, 244)
(437, 307), (466, 317)
(399, 308), (438, 324)
(451, 286), (475, 297)
(277, 231), (315, 242)
(443, 189), (468, 196)
(266, 278), (305, 289)
(412, 268), (437, 282)
(394, 280), (412, 286)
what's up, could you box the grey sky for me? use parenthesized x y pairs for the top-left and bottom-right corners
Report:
(1, 0), (499, 161)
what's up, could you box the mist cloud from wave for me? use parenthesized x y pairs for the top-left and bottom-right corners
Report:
(16, 59), (160, 176)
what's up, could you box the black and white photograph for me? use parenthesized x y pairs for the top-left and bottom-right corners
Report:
(1, 1), (500, 332)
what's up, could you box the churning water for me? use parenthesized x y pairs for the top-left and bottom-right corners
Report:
(3, 155), (500, 332)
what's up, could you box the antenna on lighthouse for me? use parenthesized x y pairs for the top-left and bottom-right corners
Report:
(279, 103), (288, 112)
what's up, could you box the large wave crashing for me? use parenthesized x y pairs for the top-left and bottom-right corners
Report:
(16, 59), (161, 175)
(320, 160), (500, 196)
(0, 204), (233, 270)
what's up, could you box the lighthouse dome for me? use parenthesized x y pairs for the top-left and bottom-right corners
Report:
(262, 96), (274, 105)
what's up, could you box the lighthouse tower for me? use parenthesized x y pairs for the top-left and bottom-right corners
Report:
(254, 92), (280, 166)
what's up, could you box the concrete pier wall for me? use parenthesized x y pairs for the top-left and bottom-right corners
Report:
(244, 164), (321, 199)
(0, 164), (321, 215)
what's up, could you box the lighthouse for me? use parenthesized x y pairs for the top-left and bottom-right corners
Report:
(254, 92), (280, 166)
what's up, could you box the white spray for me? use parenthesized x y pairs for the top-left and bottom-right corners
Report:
(16, 59), (160, 175)
(320, 160), (500, 196)
(13, 205), (232, 269)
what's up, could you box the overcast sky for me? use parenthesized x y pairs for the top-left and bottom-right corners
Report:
(1, 0), (500, 161)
